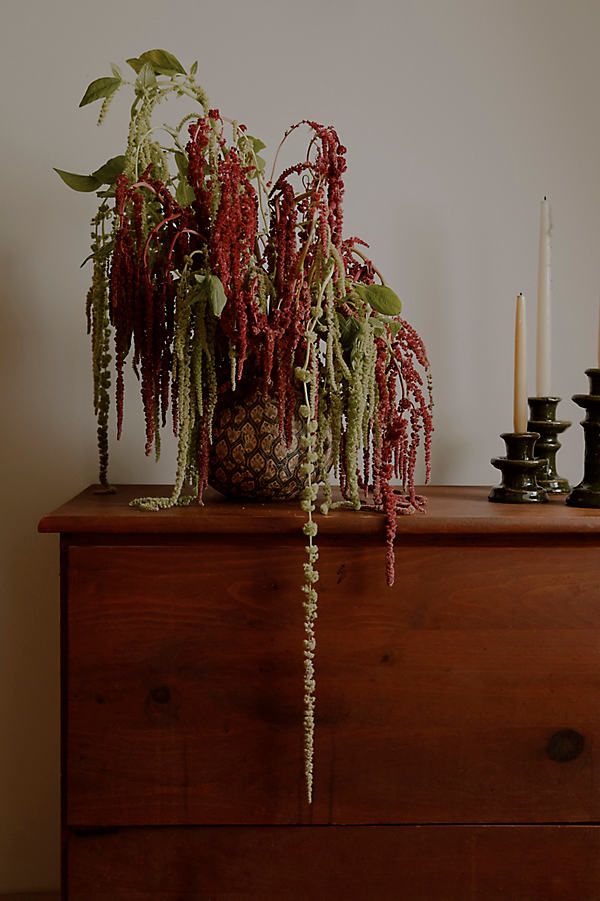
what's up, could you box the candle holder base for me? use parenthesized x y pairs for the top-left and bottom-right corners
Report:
(566, 369), (600, 508)
(565, 485), (600, 509)
(527, 396), (571, 494)
(489, 432), (549, 504)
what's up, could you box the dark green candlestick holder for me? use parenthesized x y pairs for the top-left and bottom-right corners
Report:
(489, 432), (549, 504)
(566, 369), (600, 508)
(527, 396), (571, 494)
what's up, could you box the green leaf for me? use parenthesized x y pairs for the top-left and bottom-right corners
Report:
(110, 63), (122, 79)
(142, 48), (186, 74)
(173, 151), (188, 176)
(132, 49), (186, 75)
(239, 135), (267, 169)
(136, 62), (157, 92)
(91, 155), (126, 184)
(190, 60), (198, 76)
(55, 155), (125, 192)
(248, 135), (266, 153)
(54, 168), (101, 192)
(354, 283), (402, 316)
(175, 178), (195, 208)
(387, 320), (402, 336)
(336, 312), (361, 350)
(205, 274), (227, 317)
(79, 76), (120, 107)
(191, 274), (228, 316)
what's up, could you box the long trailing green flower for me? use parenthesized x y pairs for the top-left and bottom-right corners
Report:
(86, 201), (113, 491)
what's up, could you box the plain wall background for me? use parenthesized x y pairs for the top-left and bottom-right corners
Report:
(2, 0), (600, 889)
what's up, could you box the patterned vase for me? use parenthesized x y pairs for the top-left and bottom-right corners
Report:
(208, 390), (305, 500)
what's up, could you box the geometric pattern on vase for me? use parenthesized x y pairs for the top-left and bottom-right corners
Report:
(208, 390), (304, 500)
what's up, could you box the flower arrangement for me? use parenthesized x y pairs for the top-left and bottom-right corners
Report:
(57, 49), (433, 802)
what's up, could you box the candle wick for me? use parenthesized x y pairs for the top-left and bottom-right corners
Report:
(544, 195), (547, 201)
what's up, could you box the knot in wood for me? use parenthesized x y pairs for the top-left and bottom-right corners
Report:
(545, 729), (585, 763)
(150, 685), (171, 705)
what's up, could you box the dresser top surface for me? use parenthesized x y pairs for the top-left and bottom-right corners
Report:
(38, 484), (600, 538)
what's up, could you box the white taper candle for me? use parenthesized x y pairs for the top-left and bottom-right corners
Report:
(536, 196), (552, 396)
(514, 293), (528, 433)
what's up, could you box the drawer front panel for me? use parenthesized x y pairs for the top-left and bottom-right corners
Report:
(67, 542), (600, 825)
(67, 825), (600, 900)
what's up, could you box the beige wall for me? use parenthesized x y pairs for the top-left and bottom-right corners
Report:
(2, 0), (600, 890)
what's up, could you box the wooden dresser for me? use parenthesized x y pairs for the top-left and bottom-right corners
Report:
(39, 485), (600, 900)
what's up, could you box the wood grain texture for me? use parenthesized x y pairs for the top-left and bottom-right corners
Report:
(38, 484), (600, 538)
(67, 541), (600, 826)
(66, 825), (600, 901)
(0, 895), (60, 900)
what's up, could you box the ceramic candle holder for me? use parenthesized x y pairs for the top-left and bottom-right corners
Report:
(566, 369), (600, 508)
(489, 432), (549, 504)
(527, 396), (571, 494)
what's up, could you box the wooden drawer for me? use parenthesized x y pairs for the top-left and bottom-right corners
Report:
(67, 540), (600, 826)
(67, 825), (600, 900)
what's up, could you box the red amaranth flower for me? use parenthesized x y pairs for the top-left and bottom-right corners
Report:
(210, 147), (258, 380)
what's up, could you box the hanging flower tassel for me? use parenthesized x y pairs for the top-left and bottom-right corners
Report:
(301, 523), (318, 804)
(297, 329), (320, 803)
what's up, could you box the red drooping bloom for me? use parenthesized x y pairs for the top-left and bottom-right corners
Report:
(211, 147), (258, 381)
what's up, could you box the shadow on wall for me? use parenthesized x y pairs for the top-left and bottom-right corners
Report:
(0, 249), (84, 891)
